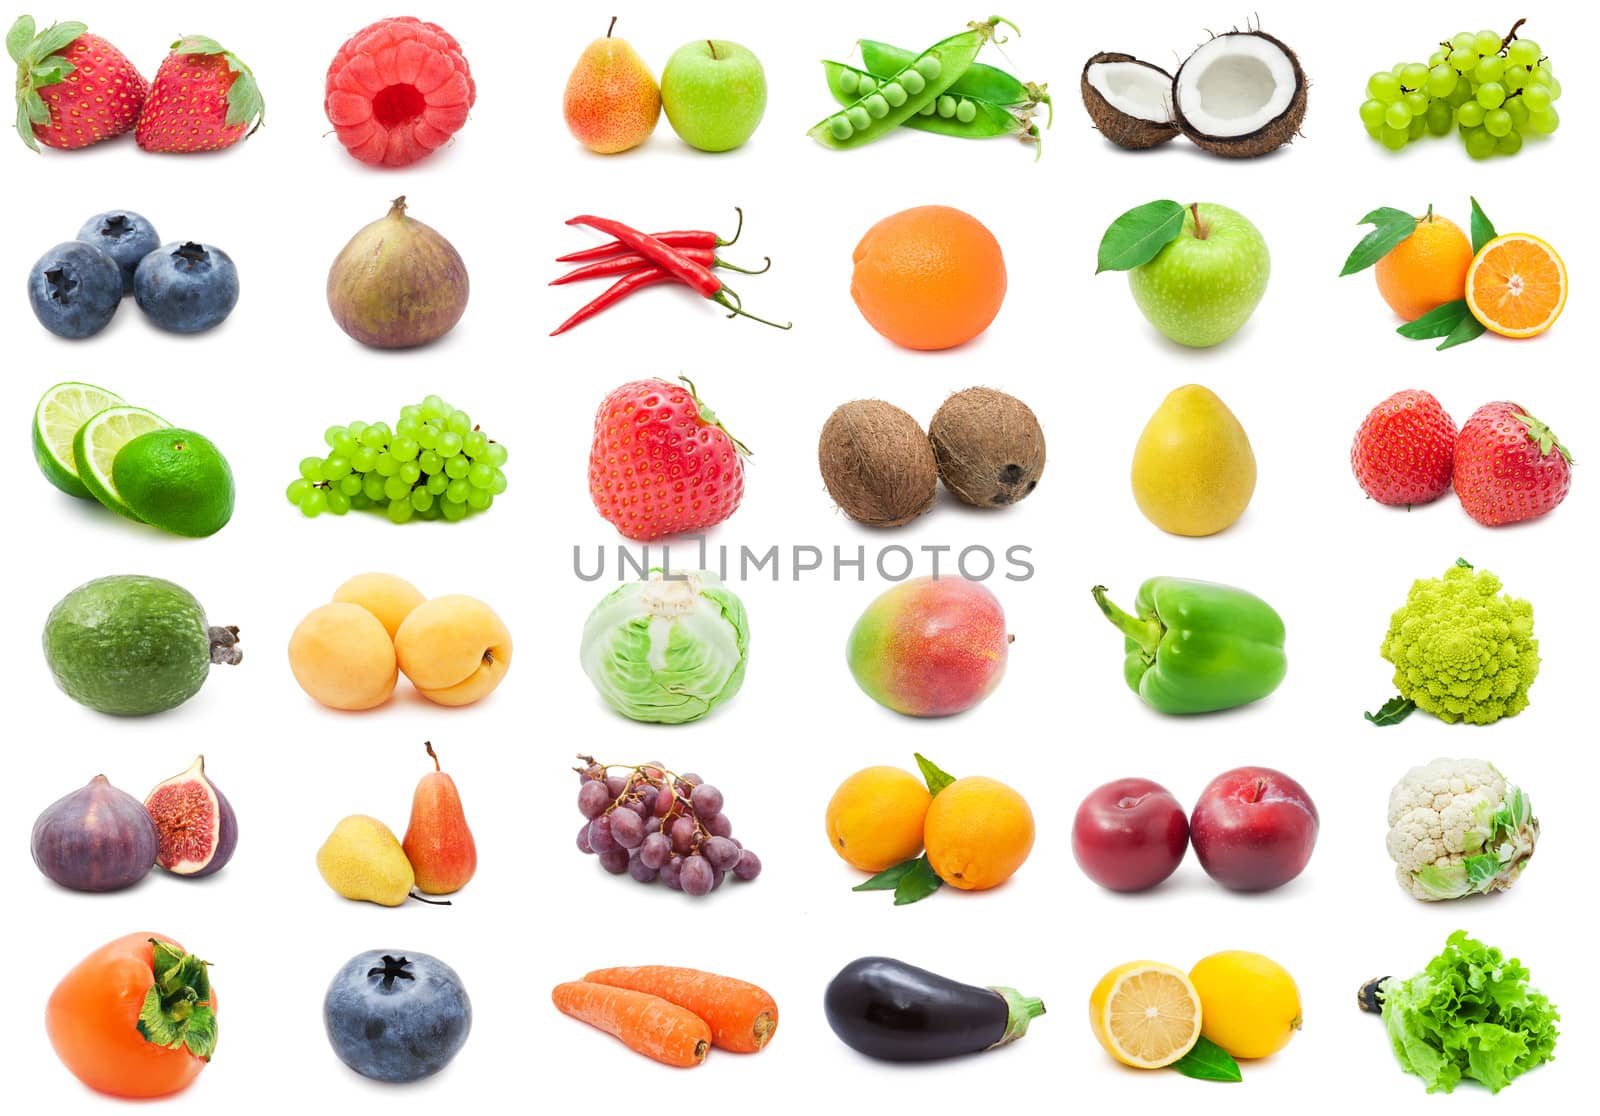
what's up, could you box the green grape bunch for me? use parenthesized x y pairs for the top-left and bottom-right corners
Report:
(285, 395), (509, 524)
(1358, 19), (1560, 158)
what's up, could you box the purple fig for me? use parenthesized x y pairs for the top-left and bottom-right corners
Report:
(32, 774), (158, 892)
(144, 754), (238, 877)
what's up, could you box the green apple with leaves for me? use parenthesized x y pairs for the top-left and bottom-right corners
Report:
(661, 39), (766, 152)
(1125, 203), (1270, 348)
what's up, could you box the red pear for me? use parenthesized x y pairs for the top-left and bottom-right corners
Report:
(402, 742), (477, 894)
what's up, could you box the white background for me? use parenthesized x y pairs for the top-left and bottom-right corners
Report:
(2, 0), (1592, 1110)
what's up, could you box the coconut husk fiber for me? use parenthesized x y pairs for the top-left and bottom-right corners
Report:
(818, 400), (938, 527)
(929, 387), (1046, 507)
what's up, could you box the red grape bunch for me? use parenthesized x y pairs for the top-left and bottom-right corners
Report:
(575, 756), (762, 896)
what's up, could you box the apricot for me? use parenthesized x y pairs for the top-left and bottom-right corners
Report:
(846, 577), (1011, 717)
(332, 572), (425, 639)
(288, 602), (397, 711)
(394, 595), (512, 707)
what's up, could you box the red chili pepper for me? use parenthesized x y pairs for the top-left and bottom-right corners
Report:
(555, 208), (743, 263)
(550, 249), (771, 286)
(565, 214), (790, 330)
(549, 268), (676, 336)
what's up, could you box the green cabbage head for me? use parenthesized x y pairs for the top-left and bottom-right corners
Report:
(580, 570), (749, 724)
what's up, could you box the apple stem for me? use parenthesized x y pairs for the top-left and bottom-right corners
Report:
(606, 15), (616, 38)
(1250, 777), (1267, 803)
(1189, 202), (1208, 241)
(425, 740), (440, 772)
(707, 39), (718, 60)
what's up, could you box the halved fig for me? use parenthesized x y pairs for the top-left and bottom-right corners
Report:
(145, 755), (239, 877)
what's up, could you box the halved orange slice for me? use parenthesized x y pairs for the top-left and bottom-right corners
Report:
(1465, 233), (1568, 338)
(1088, 961), (1202, 1069)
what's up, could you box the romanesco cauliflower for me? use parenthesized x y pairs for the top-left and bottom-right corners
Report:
(1386, 757), (1538, 901)
(1378, 560), (1539, 725)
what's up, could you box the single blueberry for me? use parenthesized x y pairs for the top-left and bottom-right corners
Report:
(77, 210), (160, 294)
(134, 241), (240, 334)
(323, 949), (471, 1084)
(27, 241), (123, 340)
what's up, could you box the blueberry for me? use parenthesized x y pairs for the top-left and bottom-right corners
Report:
(323, 950), (471, 1084)
(77, 210), (161, 294)
(27, 241), (123, 339)
(134, 241), (240, 334)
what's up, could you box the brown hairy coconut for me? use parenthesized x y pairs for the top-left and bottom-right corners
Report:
(929, 388), (1046, 508)
(818, 400), (938, 528)
(1080, 52), (1179, 149)
(1171, 30), (1307, 157)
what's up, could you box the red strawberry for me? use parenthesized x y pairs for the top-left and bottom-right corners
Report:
(590, 378), (749, 541)
(1351, 389), (1458, 507)
(135, 34), (263, 152)
(9, 16), (147, 151)
(1453, 402), (1574, 527)
(324, 17), (475, 167)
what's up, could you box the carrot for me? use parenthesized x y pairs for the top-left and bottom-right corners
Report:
(582, 966), (778, 1053)
(551, 981), (711, 1067)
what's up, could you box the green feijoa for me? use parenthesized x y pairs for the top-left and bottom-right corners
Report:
(829, 115), (854, 140)
(956, 99), (977, 123)
(847, 105), (872, 130)
(882, 82), (908, 107)
(838, 68), (860, 94)
(864, 92), (890, 118)
(901, 69), (926, 95)
(916, 54), (942, 80)
(918, 100), (937, 115)
(859, 74), (877, 94)
(938, 95), (957, 118)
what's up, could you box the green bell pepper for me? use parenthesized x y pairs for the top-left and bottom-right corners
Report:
(1091, 578), (1287, 714)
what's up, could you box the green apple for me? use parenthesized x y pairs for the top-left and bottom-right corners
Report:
(1127, 203), (1270, 348)
(661, 39), (767, 152)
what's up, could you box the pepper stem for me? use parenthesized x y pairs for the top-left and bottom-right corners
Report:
(1090, 586), (1162, 659)
(987, 986), (1047, 1048)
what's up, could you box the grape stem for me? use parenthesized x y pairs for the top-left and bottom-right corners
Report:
(1500, 18), (1527, 52)
(574, 755), (712, 850)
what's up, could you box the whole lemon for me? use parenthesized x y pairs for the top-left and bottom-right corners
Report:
(1188, 950), (1301, 1059)
(923, 775), (1034, 890)
(825, 766), (931, 872)
(1130, 385), (1256, 537)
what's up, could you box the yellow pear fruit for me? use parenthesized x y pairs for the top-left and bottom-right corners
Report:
(1130, 385), (1256, 536)
(316, 814), (414, 906)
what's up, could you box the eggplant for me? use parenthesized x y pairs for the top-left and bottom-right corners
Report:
(824, 956), (1046, 1062)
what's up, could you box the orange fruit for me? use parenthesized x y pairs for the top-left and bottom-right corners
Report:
(850, 205), (1006, 350)
(922, 775), (1034, 890)
(1088, 961), (1202, 1069)
(825, 766), (931, 873)
(1465, 233), (1567, 338)
(1374, 212), (1473, 321)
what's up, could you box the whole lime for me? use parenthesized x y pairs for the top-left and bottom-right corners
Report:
(112, 428), (234, 537)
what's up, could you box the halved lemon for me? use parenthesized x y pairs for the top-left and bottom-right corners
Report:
(1089, 961), (1202, 1069)
(1465, 233), (1568, 338)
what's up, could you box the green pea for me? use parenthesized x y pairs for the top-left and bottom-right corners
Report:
(858, 74), (877, 94)
(828, 114), (854, 140)
(882, 82), (907, 107)
(956, 99), (976, 123)
(846, 105), (871, 130)
(915, 54), (942, 81)
(837, 69), (859, 95)
(864, 93), (890, 119)
(937, 95), (957, 118)
(900, 69), (926, 95)
(918, 101), (937, 116)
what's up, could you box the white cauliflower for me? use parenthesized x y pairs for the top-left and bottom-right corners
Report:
(1386, 757), (1538, 901)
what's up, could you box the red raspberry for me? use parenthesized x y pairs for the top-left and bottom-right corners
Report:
(589, 379), (748, 541)
(324, 17), (475, 167)
(1351, 389), (1457, 507)
(1453, 401), (1573, 527)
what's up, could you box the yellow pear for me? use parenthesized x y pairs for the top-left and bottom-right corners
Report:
(1130, 385), (1256, 536)
(316, 814), (414, 907)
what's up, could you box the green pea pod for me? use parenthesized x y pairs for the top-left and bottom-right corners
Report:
(809, 15), (1017, 150)
(1091, 579), (1287, 715)
(823, 60), (1033, 140)
(858, 37), (1051, 126)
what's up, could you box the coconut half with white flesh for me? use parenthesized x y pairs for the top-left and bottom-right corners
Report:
(1081, 52), (1178, 150)
(1171, 31), (1306, 157)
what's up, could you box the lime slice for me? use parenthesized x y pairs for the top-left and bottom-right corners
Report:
(33, 382), (124, 499)
(73, 406), (170, 520)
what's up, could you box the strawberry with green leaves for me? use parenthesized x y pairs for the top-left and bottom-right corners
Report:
(1453, 402), (1574, 527)
(9, 15), (147, 151)
(135, 34), (263, 152)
